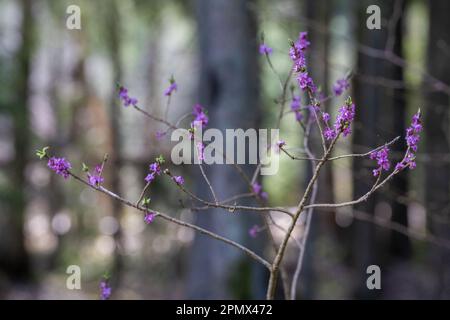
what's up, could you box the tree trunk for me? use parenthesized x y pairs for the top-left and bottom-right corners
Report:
(0, 0), (33, 291)
(352, 0), (386, 299)
(105, 0), (124, 294)
(387, 0), (411, 262)
(426, 0), (450, 299)
(297, 0), (331, 300)
(187, 0), (266, 299)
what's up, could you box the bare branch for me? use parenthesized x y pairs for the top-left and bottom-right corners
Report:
(166, 171), (294, 217)
(327, 136), (400, 161)
(198, 163), (219, 204)
(68, 170), (272, 270)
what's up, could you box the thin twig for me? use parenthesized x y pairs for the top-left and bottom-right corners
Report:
(198, 163), (219, 204)
(136, 181), (151, 206)
(279, 136), (400, 162)
(328, 136), (400, 161)
(132, 104), (177, 130)
(164, 95), (172, 122)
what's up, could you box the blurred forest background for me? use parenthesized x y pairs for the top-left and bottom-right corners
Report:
(1, 0), (450, 299)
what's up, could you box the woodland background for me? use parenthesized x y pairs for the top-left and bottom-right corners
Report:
(0, 0), (450, 299)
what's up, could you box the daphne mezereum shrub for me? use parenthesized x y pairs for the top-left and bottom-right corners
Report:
(36, 31), (422, 300)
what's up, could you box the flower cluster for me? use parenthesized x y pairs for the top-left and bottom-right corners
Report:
(172, 175), (184, 185)
(164, 78), (177, 96)
(192, 104), (209, 128)
(323, 127), (336, 141)
(289, 32), (316, 93)
(323, 97), (356, 140)
(88, 164), (104, 187)
(291, 95), (303, 122)
(333, 78), (350, 96)
(335, 99), (356, 137)
(144, 156), (165, 184)
(100, 278), (111, 300)
(395, 111), (422, 171)
(297, 72), (316, 92)
(47, 157), (71, 179)
(370, 147), (390, 177)
(252, 182), (268, 200)
(118, 86), (138, 107)
(144, 211), (155, 224)
(259, 44), (273, 55)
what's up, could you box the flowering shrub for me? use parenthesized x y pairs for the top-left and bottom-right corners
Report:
(37, 31), (422, 300)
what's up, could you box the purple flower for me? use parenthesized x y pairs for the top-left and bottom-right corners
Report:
(252, 182), (262, 195)
(289, 46), (306, 71)
(47, 157), (71, 179)
(87, 164), (104, 187)
(164, 82), (177, 96)
(289, 32), (310, 69)
(289, 31), (317, 93)
(172, 175), (184, 185)
(145, 172), (155, 183)
(192, 104), (208, 128)
(334, 101), (355, 137)
(294, 110), (303, 122)
(291, 97), (302, 122)
(149, 162), (161, 175)
(249, 225), (260, 238)
(119, 87), (128, 100)
(322, 99), (355, 140)
(100, 279), (111, 300)
(324, 127), (337, 141)
(298, 31), (310, 50)
(333, 78), (350, 96)
(144, 211), (155, 224)
(395, 111), (422, 171)
(118, 86), (138, 107)
(410, 113), (422, 132)
(128, 97), (138, 106)
(395, 162), (405, 171)
(370, 147), (390, 177)
(88, 173), (104, 187)
(291, 95), (301, 111)
(297, 72), (316, 92)
(259, 44), (273, 55)
(252, 182), (268, 200)
(406, 133), (420, 152)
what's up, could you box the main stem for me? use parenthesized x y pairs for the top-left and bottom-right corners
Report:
(266, 136), (338, 299)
